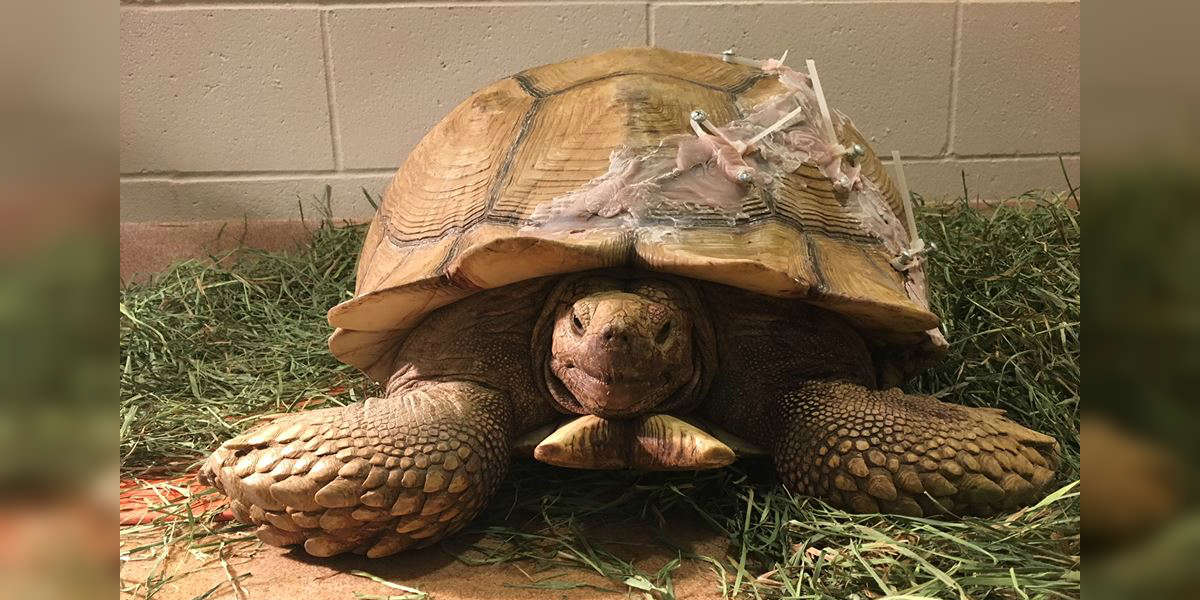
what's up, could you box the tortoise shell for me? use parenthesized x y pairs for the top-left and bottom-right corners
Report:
(329, 47), (943, 381)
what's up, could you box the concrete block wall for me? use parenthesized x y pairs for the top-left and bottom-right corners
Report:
(120, 1), (1079, 223)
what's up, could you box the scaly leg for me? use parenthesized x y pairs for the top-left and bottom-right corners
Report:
(200, 381), (511, 557)
(772, 381), (1058, 517)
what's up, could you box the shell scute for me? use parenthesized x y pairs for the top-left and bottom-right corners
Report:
(329, 48), (943, 380)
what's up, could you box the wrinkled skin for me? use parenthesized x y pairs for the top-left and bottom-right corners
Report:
(202, 271), (1059, 557)
(545, 276), (701, 418)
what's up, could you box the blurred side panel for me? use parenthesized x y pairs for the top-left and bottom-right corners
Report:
(1085, 0), (1200, 598)
(0, 1), (115, 600)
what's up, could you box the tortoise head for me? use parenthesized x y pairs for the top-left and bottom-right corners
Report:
(542, 274), (711, 419)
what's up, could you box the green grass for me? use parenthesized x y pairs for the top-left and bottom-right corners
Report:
(917, 194), (1080, 473)
(119, 218), (373, 476)
(119, 194), (1079, 599)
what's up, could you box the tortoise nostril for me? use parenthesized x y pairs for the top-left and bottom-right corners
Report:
(601, 324), (619, 343)
(655, 321), (672, 345)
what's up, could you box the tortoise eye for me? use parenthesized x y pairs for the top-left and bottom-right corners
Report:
(571, 313), (585, 334)
(655, 321), (672, 344)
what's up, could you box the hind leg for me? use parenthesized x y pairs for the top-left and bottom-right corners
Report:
(200, 381), (512, 557)
(770, 381), (1058, 517)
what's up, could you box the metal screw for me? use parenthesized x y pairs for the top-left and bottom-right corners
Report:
(690, 109), (708, 123)
(900, 241), (936, 263)
(844, 143), (866, 163)
(737, 169), (754, 184)
(722, 49), (735, 62)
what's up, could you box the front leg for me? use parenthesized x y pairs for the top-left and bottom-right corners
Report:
(772, 381), (1058, 517)
(200, 381), (511, 557)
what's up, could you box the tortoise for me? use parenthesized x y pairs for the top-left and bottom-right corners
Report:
(201, 48), (1058, 558)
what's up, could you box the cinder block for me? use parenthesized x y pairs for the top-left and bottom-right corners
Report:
(955, 2), (1080, 155)
(120, 174), (391, 222)
(121, 8), (334, 173)
(900, 156), (1080, 201)
(652, 2), (955, 157)
(327, 5), (648, 169)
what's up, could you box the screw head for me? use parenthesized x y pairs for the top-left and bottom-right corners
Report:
(737, 169), (754, 183)
(690, 109), (708, 123)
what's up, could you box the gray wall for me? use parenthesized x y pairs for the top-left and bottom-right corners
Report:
(120, 1), (1080, 222)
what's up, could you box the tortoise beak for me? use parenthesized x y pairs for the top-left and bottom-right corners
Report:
(554, 358), (673, 418)
(531, 414), (736, 470)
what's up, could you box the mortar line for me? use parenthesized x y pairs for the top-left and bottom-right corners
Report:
(121, 153), (1078, 184)
(122, 1), (1078, 10)
(120, 151), (1080, 182)
(887, 153), (1080, 164)
(641, 0), (1073, 4)
(320, 10), (344, 171)
(122, 0), (1079, 11)
(645, 2), (653, 46)
(945, 0), (963, 155)
(121, 169), (396, 183)
(123, 1), (656, 11)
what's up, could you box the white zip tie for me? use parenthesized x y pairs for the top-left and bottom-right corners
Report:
(689, 109), (712, 137)
(892, 150), (918, 240)
(889, 150), (934, 271)
(689, 109), (748, 155)
(806, 59), (839, 149)
(688, 109), (755, 184)
(744, 102), (806, 150)
(807, 59), (857, 193)
(759, 49), (790, 70)
(720, 49), (762, 67)
(740, 52), (805, 152)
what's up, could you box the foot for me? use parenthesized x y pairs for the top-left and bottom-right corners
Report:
(773, 381), (1058, 516)
(200, 382), (512, 557)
